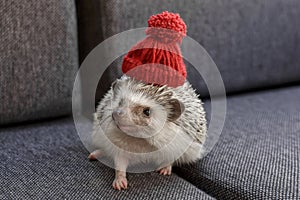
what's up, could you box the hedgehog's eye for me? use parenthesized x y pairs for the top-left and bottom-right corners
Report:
(143, 107), (151, 117)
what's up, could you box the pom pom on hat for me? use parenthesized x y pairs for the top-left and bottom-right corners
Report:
(122, 11), (187, 87)
(146, 11), (186, 43)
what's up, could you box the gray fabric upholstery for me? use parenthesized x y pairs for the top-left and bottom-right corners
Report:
(0, 118), (214, 200)
(2, 1), (300, 199)
(76, 0), (104, 64)
(175, 86), (300, 199)
(83, 0), (300, 97)
(0, 0), (78, 125)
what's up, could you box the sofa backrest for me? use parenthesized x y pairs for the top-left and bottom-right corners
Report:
(77, 0), (300, 100)
(0, 0), (78, 125)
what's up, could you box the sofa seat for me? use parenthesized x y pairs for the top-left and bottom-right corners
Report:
(175, 85), (300, 199)
(0, 119), (213, 199)
(1, 85), (299, 199)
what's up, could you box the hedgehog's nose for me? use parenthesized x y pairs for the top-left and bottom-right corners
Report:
(113, 108), (125, 118)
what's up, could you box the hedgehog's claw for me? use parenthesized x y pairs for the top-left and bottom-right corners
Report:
(112, 176), (128, 190)
(88, 150), (102, 161)
(157, 165), (172, 176)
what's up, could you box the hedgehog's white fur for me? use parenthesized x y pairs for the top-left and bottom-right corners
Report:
(92, 76), (207, 169)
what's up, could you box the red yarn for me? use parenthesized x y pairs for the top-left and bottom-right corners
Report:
(146, 11), (186, 44)
(122, 11), (187, 87)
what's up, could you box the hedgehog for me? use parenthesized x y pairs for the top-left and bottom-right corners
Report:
(89, 75), (207, 190)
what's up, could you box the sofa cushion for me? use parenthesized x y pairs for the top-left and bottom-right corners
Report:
(174, 85), (300, 199)
(0, 0), (78, 125)
(78, 0), (300, 97)
(0, 118), (214, 200)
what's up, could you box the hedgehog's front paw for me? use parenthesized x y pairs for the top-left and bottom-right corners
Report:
(157, 165), (172, 176)
(88, 150), (102, 161)
(112, 175), (128, 190)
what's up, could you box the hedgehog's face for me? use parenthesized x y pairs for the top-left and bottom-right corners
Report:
(112, 101), (166, 138)
(111, 78), (184, 138)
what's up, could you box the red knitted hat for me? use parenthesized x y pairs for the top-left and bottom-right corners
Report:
(122, 11), (187, 87)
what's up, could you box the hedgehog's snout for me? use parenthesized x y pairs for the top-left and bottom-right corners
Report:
(112, 108), (126, 120)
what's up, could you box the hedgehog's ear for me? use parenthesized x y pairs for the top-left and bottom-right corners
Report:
(168, 99), (185, 122)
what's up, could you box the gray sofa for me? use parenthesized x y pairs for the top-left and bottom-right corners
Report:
(1, 0), (299, 199)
